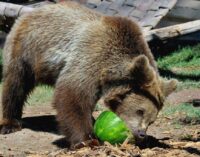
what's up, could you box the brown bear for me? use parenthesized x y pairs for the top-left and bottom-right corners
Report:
(0, 1), (177, 147)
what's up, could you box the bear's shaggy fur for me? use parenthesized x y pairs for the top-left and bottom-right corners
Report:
(0, 2), (177, 147)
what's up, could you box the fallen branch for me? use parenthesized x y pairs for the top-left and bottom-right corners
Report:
(145, 20), (200, 41)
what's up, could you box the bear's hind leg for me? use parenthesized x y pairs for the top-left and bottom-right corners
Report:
(0, 60), (35, 134)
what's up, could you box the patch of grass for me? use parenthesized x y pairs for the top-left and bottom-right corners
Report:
(163, 103), (200, 118)
(163, 103), (200, 125)
(157, 45), (200, 74)
(157, 44), (200, 89)
(26, 85), (53, 106)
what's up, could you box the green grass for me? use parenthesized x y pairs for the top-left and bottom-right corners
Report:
(157, 45), (200, 75)
(163, 103), (200, 125)
(163, 103), (200, 118)
(26, 85), (53, 106)
(158, 45), (200, 124)
(157, 44), (200, 89)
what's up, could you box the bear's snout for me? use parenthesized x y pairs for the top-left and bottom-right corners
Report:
(133, 129), (146, 140)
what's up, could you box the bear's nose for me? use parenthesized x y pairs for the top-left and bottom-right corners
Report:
(133, 129), (146, 139)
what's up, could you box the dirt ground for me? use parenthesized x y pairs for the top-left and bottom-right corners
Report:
(0, 89), (200, 157)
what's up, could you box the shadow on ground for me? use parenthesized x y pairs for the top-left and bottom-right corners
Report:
(22, 115), (58, 134)
(137, 135), (200, 156)
(137, 135), (170, 149)
(52, 137), (71, 148)
(22, 115), (71, 148)
(183, 147), (200, 156)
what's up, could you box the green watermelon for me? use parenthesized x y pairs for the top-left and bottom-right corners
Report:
(93, 111), (134, 144)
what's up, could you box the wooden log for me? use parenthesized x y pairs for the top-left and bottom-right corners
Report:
(0, 2), (33, 18)
(0, 2), (34, 32)
(145, 20), (200, 41)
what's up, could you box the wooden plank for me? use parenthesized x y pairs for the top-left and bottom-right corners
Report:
(145, 20), (200, 41)
(124, 0), (135, 7)
(143, 26), (153, 32)
(137, 0), (154, 11)
(108, 0), (125, 11)
(131, 0), (143, 8)
(105, 9), (118, 16)
(149, 1), (161, 11)
(160, 0), (177, 9)
(140, 10), (156, 27)
(0, 2), (7, 16)
(168, 7), (200, 20)
(140, 9), (169, 28)
(141, 16), (162, 28)
(176, 0), (200, 9)
(95, 1), (111, 14)
(129, 9), (146, 19)
(117, 5), (134, 17)
(154, 8), (169, 17)
(128, 16), (140, 22)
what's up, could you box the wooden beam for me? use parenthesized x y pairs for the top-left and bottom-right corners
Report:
(0, 2), (33, 17)
(145, 20), (200, 41)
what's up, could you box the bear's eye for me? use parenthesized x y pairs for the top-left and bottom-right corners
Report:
(136, 109), (144, 116)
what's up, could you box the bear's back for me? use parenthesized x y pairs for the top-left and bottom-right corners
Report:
(3, 2), (102, 71)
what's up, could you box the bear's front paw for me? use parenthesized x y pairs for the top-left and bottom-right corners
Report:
(0, 119), (22, 134)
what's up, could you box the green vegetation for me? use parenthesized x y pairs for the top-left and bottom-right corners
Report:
(158, 45), (200, 75)
(26, 85), (53, 106)
(157, 44), (200, 89)
(158, 45), (200, 124)
(163, 103), (200, 118)
(163, 103), (200, 125)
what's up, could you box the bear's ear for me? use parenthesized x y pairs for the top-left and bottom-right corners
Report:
(100, 55), (155, 86)
(160, 78), (178, 97)
(104, 87), (130, 111)
(130, 55), (155, 86)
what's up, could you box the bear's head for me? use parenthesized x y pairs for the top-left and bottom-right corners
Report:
(100, 55), (177, 140)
